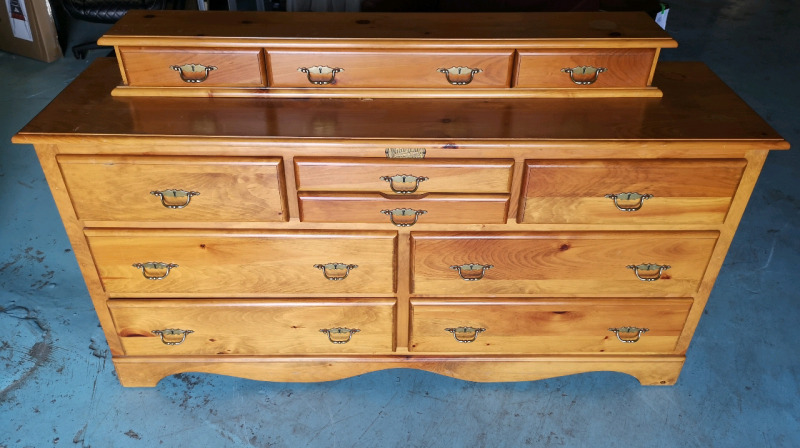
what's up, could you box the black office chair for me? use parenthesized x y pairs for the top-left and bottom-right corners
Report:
(61, 0), (166, 59)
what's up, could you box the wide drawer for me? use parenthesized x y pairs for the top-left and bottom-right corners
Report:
(118, 47), (267, 87)
(86, 230), (396, 297)
(58, 156), (286, 223)
(294, 157), (514, 194)
(268, 50), (513, 88)
(109, 298), (395, 355)
(520, 159), (747, 224)
(298, 193), (509, 225)
(515, 49), (657, 88)
(411, 232), (718, 296)
(409, 298), (691, 353)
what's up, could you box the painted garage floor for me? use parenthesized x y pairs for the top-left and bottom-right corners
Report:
(1, 1), (799, 446)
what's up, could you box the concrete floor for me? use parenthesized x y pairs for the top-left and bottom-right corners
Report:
(1, 1), (799, 446)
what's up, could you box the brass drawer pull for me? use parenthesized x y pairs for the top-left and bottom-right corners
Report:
(132, 262), (179, 280)
(380, 174), (429, 194)
(627, 263), (671, 282)
(319, 327), (360, 344)
(444, 326), (486, 343)
(561, 65), (607, 85)
(450, 263), (493, 281)
(604, 192), (653, 212)
(608, 326), (649, 343)
(170, 63), (217, 83)
(381, 208), (427, 227)
(437, 66), (483, 85)
(150, 189), (200, 209)
(298, 66), (344, 85)
(151, 328), (194, 345)
(314, 262), (358, 281)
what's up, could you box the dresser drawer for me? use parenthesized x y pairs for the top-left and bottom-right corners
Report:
(86, 230), (396, 297)
(411, 232), (718, 296)
(515, 49), (657, 88)
(520, 159), (747, 224)
(268, 50), (513, 88)
(109, 298), (395, 355)
(58, 156), (286, 223)
(299, 193), (509, 225)
(118, 47), (267, 87)
(409, 298), (691, 353)
(295, 157), (514, 194)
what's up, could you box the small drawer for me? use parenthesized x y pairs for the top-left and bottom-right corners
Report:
(411, 231), (718, 296)
(294, 157), (514, 194)
(268, 50), (513, 88)
(520, 159), (747, 224)
(514, 49), (657, 88)
(58, 156), (286, 223)
(86, 230), (396, 297)
(118, 47), (266, 87)
(109, 298), (396, 356)
(409, 298), (691, 353)
(299, 193), (509, 225)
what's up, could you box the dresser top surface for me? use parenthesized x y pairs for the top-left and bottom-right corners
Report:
(100, 10), (675, 45)
(14, 58), (788, 148)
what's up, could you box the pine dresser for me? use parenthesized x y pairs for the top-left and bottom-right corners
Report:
(13, 11), (789, 387)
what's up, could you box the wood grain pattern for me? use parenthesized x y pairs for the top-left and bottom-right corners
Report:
(298, 193), (509, 225)
(409, 298), (691, 353)
(58, 155), (286, 222)
(118, 47), (266, 87)
(269, 50), (513, 88)
(515, 49), (656, 88)
(108, 298), (395, 355)
(294, 157), (514, 194)
(411, 232), (718, 295)
(86, 230), (397, 296)
(520, 159), (747, 224)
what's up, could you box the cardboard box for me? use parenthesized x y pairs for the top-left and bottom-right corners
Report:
(0, 0), (61, 62)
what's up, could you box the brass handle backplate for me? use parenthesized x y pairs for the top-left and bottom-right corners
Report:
(298, 66), (344, 85)
(151, 189), (200, 209)
(151, 328), (194, 345)
(561, 66), (607, 85)
(627, 263), (671, 282)
(444, 326), (486, 343)
(450, 263), (493, 281)
(132, 262), (179, 280)
(605, 192), (653, 212)
(381, 208), (427, 227)
(380, 174), (429, 194)
(170, 63), (217, 83)
(319, 327), (360, 344)
(608, 326), (649, 343)
(314, 262), (358, 281)
(437, 66), (483, 85)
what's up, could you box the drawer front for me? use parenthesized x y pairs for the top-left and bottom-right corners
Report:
(119, 47), (266, 87)
(409, 298), (691, 353)
(521, 159), (747, 224)
(299, 193), (509, 225)
(87, 230), (396, 296)
(520, 159), (747, 224)
(515, 49), (656, 88)
(411, 232), (718, 295)
(109, 299), (395, 355)
(268, 50), (513, 88)
(58, 156), (286, 223)
(294, 157), (514, 194)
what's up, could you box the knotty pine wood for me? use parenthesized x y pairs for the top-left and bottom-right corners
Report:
(408, 298), (692, 353)
(515, 48), (656, 88)
(108, 298), (396, 355)
(58, 155), (287, 223)
(411, 232), (718, 296)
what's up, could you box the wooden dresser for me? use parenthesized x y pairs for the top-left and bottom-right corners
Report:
(13, 12), (788, 387)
